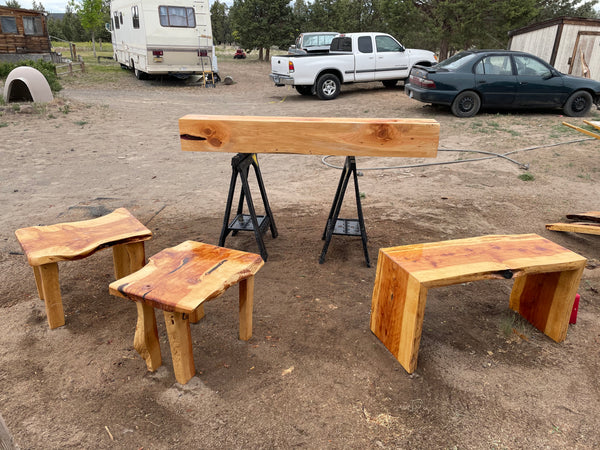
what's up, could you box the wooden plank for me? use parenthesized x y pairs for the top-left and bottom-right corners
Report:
(565, 211), (600, 223)
(583, 120), (600, 130)
(179, 115), (439, 158)
(562, 121), (600, 139)
(546, 222), (600, 235)
(15, 208), (152, 266)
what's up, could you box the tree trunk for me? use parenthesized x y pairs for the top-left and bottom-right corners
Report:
(258, 47), (264, 61)
(92, 30), (97, 58)
(439, 38), (449, 62)
(265, 47), (270, 61)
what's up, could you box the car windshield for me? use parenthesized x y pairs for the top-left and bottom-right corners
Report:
(437, 52), (479, 70)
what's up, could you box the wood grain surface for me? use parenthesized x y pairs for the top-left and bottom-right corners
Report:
(15, 208), (152, 266)
(179, 115), (439, 158)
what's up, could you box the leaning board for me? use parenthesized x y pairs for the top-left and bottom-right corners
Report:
(179, 115), (439, 158)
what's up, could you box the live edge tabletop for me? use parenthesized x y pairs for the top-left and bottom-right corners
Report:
(179, 115), (440, 158)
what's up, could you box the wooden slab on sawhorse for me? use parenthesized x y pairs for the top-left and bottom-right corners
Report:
(179, 115), (440, 265)
(546, 211), (600, 236)
(15, 208), (152, 329)
(219, 152), (277, 262)
(370, 234), (586, 373)
(109, 240), (264, 385)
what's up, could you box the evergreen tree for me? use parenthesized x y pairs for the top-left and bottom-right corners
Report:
(211, 0), (232, 45)
(4, 0), (22, 8)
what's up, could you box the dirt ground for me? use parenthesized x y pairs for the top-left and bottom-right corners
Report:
(1, 59), (600, 449)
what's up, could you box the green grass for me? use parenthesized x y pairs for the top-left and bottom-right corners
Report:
(518, 173), (535, 181)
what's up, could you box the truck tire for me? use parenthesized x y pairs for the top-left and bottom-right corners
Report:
(134, 67), (147, 80)
(316, 73), (341, 100)
(563, 90), (593, 117)
(382, 79), (398, 88)
(295, 85), (313, 96)
(451, 90), (481, 117)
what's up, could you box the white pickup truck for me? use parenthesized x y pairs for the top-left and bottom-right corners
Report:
(270, 32), (438, 100)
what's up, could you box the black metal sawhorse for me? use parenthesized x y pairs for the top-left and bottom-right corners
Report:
(320, 156), (370, 267)
(219, 153), (277, 261)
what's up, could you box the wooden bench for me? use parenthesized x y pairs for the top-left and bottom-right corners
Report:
(15, 208), (152, 329)
(370, 234), (586, 373)
(109, 240), (264, 385)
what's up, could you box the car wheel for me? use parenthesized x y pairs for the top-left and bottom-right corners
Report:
(451, 91), (481, 117)
(133, 64), (146, 80)
(295, 85), (313, 96)
(316, 73), (340, 100)
(382, 79), (398, 88)
(563, 90), (593, 117)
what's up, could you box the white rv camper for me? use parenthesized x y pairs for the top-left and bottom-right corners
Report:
(109, 0), (217, 80)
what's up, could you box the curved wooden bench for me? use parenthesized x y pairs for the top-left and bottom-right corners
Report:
(15, 208), (152, 329)
(109, 240), (264, 385)
(370, 234), (586, 373)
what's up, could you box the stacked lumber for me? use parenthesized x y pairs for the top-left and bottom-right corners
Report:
(546, 211), (600, 236)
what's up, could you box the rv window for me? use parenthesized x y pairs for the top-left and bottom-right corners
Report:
(159, 6), (196, 28)
(120, 12), (123, 25)
(132, 5), (140, 29)
(0, 16), (18, 34)
(23, 16), (43, 36)
(113, 12), (120, 29)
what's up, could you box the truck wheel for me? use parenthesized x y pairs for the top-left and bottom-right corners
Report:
(382, 79), (398, 88)
(295, 85), (313, 96)
(563, 90), (593, 117)
(451, 91), (481, 117)
(316, 74), (340, 100)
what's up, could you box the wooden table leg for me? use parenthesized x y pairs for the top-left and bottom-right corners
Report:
(189, 305), (205, 323)
(38, 263), (65, 329)
(32, 265), (44, 301)
(239, 276), (254, 341)
(510, 266), (585, 342)
(112, 241), (146, 279)
(134, 302), (162, 371)
(370, 256), (428, 373)
(163, 311), (195, 384)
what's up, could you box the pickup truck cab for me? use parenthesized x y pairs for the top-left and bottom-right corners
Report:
(270, 32), (437, 100)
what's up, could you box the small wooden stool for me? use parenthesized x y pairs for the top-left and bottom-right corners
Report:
(15, 208), (152, 329)
(109, 240), (264, 385)
(370, 234), (586, 373)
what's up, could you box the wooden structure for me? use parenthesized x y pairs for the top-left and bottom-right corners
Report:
(179, 115), (440, 158)
(508, 17), (600, 80)
(370, 234), (586, 373)
(109, 240), (264, 385)
(562, 120), (600, 140)
(547, 211), (600, 235)
(0, 6), (51, 61)
(179, 115), (440, 264)
(15, 208), (152, 329)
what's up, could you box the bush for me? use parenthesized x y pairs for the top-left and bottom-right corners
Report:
(0, 60), (62, 92)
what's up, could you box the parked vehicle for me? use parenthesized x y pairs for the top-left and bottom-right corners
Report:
(108, 0), (218, 80)
(288, 32), (338, 55)
(405, 49), (600, 117)
(234, 48), (246, 59)
(270, 32), (438, 100)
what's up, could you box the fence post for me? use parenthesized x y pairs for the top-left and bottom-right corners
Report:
(69, 63), (73, 76)
(81, 61), (85, 73)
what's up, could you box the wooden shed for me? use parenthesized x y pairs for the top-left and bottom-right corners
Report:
(0, 6), (53, 62)
(508, 17), (600, 80)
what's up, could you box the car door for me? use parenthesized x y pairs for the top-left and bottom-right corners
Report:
(374, 34), (409, 79)
(513, 55), (567, 107)
(474, 55), (517, 107)
(354, 36), (375, 82)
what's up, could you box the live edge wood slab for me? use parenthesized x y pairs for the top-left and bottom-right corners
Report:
(179, 115), (440, 158)
(370, 234), (586, 373)
(15, 208), (152, 329)
(109, 241), (264, 385)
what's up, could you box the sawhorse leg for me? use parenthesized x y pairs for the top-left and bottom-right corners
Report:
(320, 156), (370, 267)
(219, 153), (277, 261)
